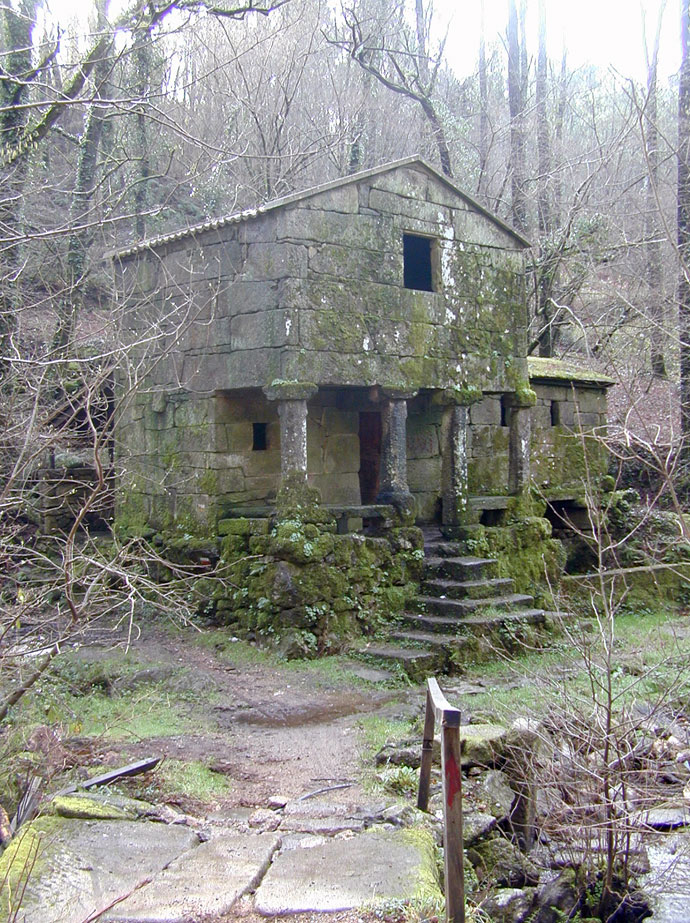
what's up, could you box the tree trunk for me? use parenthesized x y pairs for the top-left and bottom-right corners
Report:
(0, 0), (38, 357)
(679, 0), (690, 456)
(132, 31), (153, 239)
(508, 0), (527, 232)
(645, 4), (667, 378)
(53, 1), (111, 351)
(478, 0), (489, 194)
(536, 0), (555, 356)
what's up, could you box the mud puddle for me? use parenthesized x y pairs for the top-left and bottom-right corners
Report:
(214, 690), (396, 728)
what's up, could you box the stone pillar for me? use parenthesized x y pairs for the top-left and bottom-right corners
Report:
(263, 382), (317, 484)
(508, 399), (532, 494)
(441, 402), (470, 528)
(376, 389), (416, 519)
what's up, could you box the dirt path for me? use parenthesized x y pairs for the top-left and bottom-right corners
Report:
(69, 620), (416, 812)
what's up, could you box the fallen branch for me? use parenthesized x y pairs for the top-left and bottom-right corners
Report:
(54, 757), (161, 797)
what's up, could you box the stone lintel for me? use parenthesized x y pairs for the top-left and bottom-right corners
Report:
(263, 381), (318, 402)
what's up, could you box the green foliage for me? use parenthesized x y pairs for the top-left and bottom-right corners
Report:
(377, 764), (419, 795)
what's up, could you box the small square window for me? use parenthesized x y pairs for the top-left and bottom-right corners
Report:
(403, 233), (434, 292)
(253, 422), (268, 451)
(500, 395), (511, 428)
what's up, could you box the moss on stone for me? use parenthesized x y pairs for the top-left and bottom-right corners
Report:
(0, 816), (63, 918)
(48, 794), (140, 821)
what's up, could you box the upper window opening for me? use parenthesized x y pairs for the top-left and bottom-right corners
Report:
(550, 401), (560, 427)
(403, 233), (434, 292)
(253, 422), (268, 451)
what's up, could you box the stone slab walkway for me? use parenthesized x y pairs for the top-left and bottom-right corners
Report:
(1, 797), (439, 923)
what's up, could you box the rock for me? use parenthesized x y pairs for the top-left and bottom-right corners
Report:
(112, 666), (176, 693)
(442, 680), (487, 696)
(642, 833), (690, 923)
(503, 718), (542, 850)
(254, 827), (441, 914)
(280, 816), (365, 835)
(463, 811), (497, 846)
(48, 794), (137, 821)
(268, 795), (289, 809)
(481, 886), (536, 923)
(104, 831), (280, 921)
(248, 808), (281, 831)
(480, 770), (516, 819)
(0, 803), (11, 848)
(631, 805), (690, 830)
(533, 868), (580, 923)
(0, 817), (198, 923)
(376, 738), (440, 768)
(467, 836), (540, 888)
(460, 724), (507, 768)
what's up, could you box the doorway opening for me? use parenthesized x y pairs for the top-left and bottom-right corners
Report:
(359, 411), (382, 504)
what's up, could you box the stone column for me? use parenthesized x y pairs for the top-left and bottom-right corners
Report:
(376, 389), (416, 519)
(263, 382), (317, 484)
(441, 402), (470, 528)
(506, 391), (535, 494)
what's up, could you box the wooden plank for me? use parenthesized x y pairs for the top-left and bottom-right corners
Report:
(427, 677), (461, 727)
(55, 758), (161, 796)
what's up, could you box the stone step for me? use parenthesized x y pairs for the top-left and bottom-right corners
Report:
(460, 608), (546, 627)
(413, 593), (535, 618)
(423, 540), (464, 557)
(390, 629), (463, 648)
(400, 612), (471, 634)
(401, 608), (546, 635)
(423, 556), (498, 581)
(354, 644), (442, 682)
(422, 576), (514, 600)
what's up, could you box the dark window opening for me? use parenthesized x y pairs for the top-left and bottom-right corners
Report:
(480, 508), (506, 527)
(500, 395), (511, 428)
(403, 233), (434, 291)
(550, 401), (560, 426)
(253, 422), (268, 451)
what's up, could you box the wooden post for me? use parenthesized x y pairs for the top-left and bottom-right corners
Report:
(417, 678), (465, 923)
(441, 716), (465, 923)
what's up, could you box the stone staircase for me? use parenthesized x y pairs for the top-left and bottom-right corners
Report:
(358, 527), (547, 679)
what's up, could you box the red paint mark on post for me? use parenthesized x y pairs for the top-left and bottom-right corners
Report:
(445, 754), (462, 808)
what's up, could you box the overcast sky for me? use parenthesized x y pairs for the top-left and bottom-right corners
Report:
(437, 0), (679, 83)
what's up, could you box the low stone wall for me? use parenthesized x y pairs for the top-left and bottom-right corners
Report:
(213, 507), (425, 657)
(29, 466), (113, 533)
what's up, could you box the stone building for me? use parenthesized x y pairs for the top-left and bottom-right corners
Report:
(113, 157), (610, 533)
(111, 158), (612, 654)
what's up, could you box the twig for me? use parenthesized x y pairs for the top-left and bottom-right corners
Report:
(298, 783), (354, 801)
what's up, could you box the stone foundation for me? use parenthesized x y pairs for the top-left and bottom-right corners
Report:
(213, 495), (425, 656)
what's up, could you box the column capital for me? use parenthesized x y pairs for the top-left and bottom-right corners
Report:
(263, 380), (318, 402)
(380, 387), (418, 401)
(504, 385), (537, 409)
(434, 385), (483, 407)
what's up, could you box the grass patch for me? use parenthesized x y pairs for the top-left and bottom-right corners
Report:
(151, 759), (232, 802)
(72, 690), (195, 740)
(357, 713), (417, 761)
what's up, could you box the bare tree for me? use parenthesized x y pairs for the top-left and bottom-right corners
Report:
(332, 0), (453, 177)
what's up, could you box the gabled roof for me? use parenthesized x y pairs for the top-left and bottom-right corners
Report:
(113, 156), (530, 260)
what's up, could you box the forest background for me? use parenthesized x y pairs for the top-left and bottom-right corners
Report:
(2, 0), (688, 446)
(2, 0), (690, 695)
